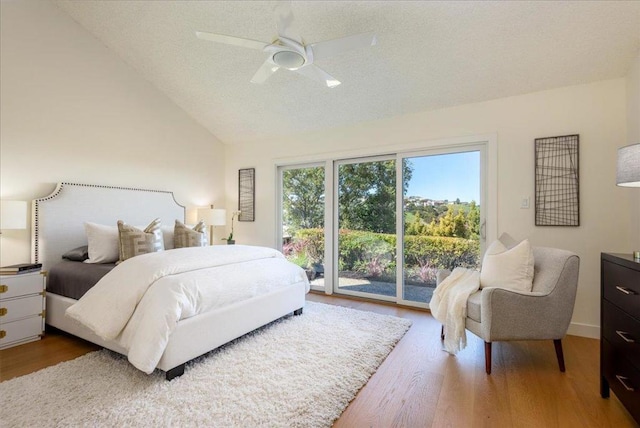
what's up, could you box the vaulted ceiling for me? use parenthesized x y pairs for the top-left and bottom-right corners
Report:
(54, 1), (640, 145)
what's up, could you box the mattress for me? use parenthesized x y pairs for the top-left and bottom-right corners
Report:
(47, 260), (115, 299)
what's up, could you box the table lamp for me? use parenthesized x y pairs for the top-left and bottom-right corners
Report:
(197, 205), (227, 244)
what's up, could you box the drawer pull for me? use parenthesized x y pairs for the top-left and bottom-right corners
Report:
(615, 286), (636, 295)
(0, 308), (6, 316)
(0, 330), (5, 339)
(0, 285), (7, 293)
(616, 330), (635, 343)
(616, 375), (635, 392)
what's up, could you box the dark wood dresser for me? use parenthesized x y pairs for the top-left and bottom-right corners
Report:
(601, 253), (640, 423)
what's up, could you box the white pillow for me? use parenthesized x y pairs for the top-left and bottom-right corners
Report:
(480, 239), (535, 292)
(84, 222), (119, 264)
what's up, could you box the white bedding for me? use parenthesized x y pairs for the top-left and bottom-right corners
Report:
(66, 245), (310, 373)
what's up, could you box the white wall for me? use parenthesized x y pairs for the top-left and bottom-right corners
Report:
(225, 79), (630, 337)
(626, 52), (640, 249)
(0, 0), (226, 266)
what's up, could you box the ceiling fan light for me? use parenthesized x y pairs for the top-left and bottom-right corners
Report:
(272, 50), (305, 70)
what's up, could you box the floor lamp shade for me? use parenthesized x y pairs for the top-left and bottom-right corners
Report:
(0, 200), (27, 230)
(617, 143), (640, 187)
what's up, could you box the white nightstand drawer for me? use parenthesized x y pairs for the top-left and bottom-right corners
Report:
(0, 316), (42, 349)
(0, 273), (44, 300)
(0, 294), (43, 324)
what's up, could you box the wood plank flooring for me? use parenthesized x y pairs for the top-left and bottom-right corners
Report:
(0, 292), (636, 427)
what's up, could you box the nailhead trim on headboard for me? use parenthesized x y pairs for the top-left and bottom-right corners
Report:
(32, 182), (185, 263)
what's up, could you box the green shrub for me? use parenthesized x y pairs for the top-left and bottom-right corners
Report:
(288, 228), (479, 273)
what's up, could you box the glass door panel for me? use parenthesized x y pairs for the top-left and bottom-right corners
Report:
(401, 151), (482, 304)
(335, 157), (397, 300)
(280, 165), (325, 291)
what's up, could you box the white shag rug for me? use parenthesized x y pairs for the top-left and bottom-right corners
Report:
(0, 301), (411, 427)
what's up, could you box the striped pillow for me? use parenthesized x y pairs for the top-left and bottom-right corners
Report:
(117, 218), (164, 263)
(174, 220), (208, 248)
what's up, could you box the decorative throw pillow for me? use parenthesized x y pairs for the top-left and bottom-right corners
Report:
(84, 222), (119, 264)
(174, 220), (208, 248)
(480, 238), (535, 292)
(117, 218), (164, 262)
(62, 245), (89, 262)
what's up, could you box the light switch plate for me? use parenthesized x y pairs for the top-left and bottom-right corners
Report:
(520, 197), (530, 209)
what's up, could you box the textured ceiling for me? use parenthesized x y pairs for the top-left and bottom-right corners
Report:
(54, 1), (640, 145)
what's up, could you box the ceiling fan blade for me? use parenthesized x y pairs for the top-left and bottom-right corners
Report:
(274, 1), (302, 43)
(309, 32), (377, 61)
(250, 59), (280, 84)
(294, 64), (341, 88)
(196, 31), (268, 50)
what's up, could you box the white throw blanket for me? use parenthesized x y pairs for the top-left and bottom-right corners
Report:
(429, 267), (480, 354)
(66, 245), (309, 373)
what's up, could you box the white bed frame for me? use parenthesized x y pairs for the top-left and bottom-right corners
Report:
(33, 183), (306, 379)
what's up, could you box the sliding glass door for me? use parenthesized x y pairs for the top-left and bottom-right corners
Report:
(279, 164), (326, 291)
(399, 150), (482, 306)
(334, 156), (397, 301)
(277, 140), (490, 307)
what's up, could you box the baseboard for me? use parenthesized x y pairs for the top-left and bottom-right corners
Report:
(567, 322), (600, 339)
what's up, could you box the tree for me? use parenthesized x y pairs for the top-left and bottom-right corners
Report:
(282, 167), (325, 233)
(282, 161), (414, 236)
(426, 205), (469, 238)
(467, 200), (480, 239)
(337, 160), (413, 234)
(406, 211), (428, 235)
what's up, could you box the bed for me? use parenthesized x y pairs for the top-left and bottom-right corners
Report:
(33, 182), (309, 380)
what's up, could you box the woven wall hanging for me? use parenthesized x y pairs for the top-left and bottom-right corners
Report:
(534, 134), (579, 226)
(238, 168), (255, 222)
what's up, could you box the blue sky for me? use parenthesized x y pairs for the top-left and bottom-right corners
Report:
(405, 151), (480, 203)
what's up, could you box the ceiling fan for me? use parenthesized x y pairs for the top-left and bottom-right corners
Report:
(196, 2), (377, 88)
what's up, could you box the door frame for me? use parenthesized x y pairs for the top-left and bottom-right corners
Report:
(274, 134), (498, 305)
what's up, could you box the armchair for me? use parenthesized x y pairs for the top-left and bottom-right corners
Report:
(437, 246), (580, 374)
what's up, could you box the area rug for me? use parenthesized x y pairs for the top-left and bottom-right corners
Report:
(0, 301), (411, 427)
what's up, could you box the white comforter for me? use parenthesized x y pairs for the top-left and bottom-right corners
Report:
(66, 245), (309, 373)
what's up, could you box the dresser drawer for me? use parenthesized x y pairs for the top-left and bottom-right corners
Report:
(0, 273), (44, 300)
(0, 316), (42, 349)
(0, 294), (44, 324)
(602, 339), (640, 422)
(603, 261), (640, 315)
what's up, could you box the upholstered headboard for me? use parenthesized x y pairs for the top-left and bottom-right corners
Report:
(32, 183), (185, 269)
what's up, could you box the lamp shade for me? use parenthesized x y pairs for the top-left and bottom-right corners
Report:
(0, 200), (27, 230)
(617, 143), (640, 187)
(197, 206), (226, 226)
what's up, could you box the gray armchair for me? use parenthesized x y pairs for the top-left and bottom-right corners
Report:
(437, 246), (580, 374)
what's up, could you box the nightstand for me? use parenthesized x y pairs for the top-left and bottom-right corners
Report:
(0, 271), (46, 349)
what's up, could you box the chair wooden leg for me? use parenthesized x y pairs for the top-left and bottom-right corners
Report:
(553, 339), (566, 372)
(440, 325), (445, 341)
(484, 342), (492, 374)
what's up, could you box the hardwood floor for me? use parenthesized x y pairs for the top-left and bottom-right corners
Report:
(0, 293), (636, 427)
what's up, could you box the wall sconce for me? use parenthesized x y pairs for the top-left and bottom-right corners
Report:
(0, 200), (27, 233)
(197, 205), (227, 244)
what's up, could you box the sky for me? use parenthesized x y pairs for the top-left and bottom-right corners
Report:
(405, 151), (480, 203)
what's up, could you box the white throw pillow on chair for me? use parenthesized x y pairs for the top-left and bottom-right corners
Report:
(480, 238), (535, 292)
